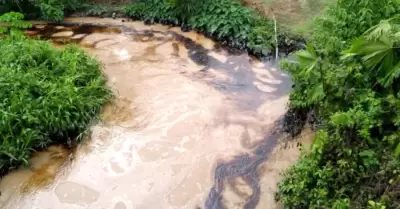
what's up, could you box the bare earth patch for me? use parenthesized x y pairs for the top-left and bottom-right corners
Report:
(242, 0), (331, 31)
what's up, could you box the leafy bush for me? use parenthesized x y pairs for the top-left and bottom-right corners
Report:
(0, 11), (31, 35)
(124, 0), (301, 56)
(277, 0), (400, 208)
(0, 0), (86, 21)
(0, 12), (111, 174)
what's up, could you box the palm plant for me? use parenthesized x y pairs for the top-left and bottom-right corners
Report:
(343, 15), (400, 87)
(342, 16), (400, 156)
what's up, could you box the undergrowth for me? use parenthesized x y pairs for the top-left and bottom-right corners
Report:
(277, 0), (400, 208)
(85, 4), (108, 16)
(0, 0), (87, 21)
(124, 0), (302, 57)
(74, 2), (125, 17)
(0, 12), (111, 175)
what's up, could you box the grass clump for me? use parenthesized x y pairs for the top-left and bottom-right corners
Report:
(277, 0), (400, 208)
(124, 0), (302, 57)
(0, 13), (111, 174)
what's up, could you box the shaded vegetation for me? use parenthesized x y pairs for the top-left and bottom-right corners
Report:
(124, 0), (302, 57)
(277, 0), (400, 208)
(85, 4), (108, 17)
(0, 12), (111, 175)
(72, 2), (125, 18)
(0, 0), (128, 20)
(0, 0), (88, 21)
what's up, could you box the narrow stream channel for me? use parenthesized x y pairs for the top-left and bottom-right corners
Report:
(0, 18), (312, 209)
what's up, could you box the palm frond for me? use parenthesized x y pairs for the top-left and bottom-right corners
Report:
(380, 60), (400, 87)
(364, 19), (392, 40)
(343, 18), (400, 87)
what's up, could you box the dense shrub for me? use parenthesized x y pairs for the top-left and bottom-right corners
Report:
(0, 0), (86, 21)
(0, 11), (31, 34)
(277, 0), (400, 208)
(0, 13), (111, 174)
(124, 0), (302, 57)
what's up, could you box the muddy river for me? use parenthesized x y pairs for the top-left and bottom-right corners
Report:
(0, 18), (312, 209)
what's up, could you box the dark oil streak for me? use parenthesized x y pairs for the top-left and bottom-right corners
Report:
(204, 131), (279, 209)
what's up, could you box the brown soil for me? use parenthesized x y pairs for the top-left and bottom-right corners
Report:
(242, 0), (331, 30)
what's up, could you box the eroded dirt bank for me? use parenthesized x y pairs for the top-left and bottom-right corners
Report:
(0, 18), (312, 209)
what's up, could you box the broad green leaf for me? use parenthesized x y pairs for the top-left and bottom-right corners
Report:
(296, 49), (318, 68)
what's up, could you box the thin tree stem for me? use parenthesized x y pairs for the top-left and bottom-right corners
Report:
(272, 12), (278, 60)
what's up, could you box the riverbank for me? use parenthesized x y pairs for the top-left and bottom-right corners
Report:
(0, 13), (112, 177)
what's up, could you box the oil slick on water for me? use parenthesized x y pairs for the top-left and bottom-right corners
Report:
(0, 18), (313, 209)
(0, 145), (73, 203)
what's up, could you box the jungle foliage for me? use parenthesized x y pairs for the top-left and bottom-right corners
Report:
(277, 0), (400, 208)
(0, 12), (111, 175)
(124, 0), (302, 57)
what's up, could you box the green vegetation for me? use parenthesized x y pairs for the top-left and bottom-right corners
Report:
(0, 12), (111, 175)
(0, 11), (31, 34)
(86, 4), (108, 17)
(277, 0), (400, 208)
(125, 0), (302, 56)
(0, 0), (123, 21)
(0, 0), (87, 21)
(77, 2), (125, 18)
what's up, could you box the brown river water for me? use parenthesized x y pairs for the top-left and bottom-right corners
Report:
(0, 18), (313, 209)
